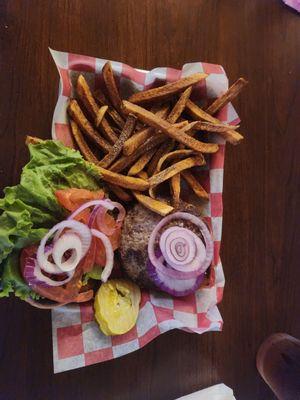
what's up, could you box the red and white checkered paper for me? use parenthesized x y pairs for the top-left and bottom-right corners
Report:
(50, 49), (240, 373)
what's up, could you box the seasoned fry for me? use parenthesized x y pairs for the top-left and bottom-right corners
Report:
(94, 89), (125, 129)
(147, 140), (175, 176)
(76, 74), (99, 117)
(95, 165), (149, 191)
(170, 174), (181, 208)
(107, 184), (133, 202)
(185, 121), (239, 133)
(122, 101), (219, 153)
(181, 170), (209, 200)
(69, 119), (98, 164)
(110, 133), (166, 173)
(68, 99), (112, 153)
(155, 149), (199, 173)
(185, 99), (243, 144)
(122, 104), (169, 156)
(136, 171), (148, 180)
(167, 86), (192, 124)
(132, 192), (174, 216)
(98, 114), (137, 169)
(128, 73), (207, 104)
(26, 136), (43, 145)
(99, 117), (119, 144)
(206, 77), (248, 115)
(148, 156), (205, 187)
(102, 62), (122, 113)
(128, 147), (157, 176)
(95, 106), (108, 128)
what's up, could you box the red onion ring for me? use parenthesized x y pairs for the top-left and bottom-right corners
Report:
(88, 201), (126, 236)
(91, 228), (114, 283)
(68, 199), (115, 221)
(148, 212), (213, 280)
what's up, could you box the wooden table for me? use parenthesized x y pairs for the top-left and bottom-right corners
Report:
(0, 1), (299, 399)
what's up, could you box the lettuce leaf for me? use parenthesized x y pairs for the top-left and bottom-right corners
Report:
(0, 140), (101, 299)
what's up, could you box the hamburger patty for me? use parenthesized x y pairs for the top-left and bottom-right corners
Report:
(119, 200), (204, 289)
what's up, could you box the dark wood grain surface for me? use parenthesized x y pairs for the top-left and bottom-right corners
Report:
(0, 1), (299, 399)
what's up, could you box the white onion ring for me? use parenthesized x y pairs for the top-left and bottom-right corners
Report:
(52, 233), (83, 272)
(37, 220), (92, 274)
(91, 228), (114, 283)
(148, 212), (213, 280)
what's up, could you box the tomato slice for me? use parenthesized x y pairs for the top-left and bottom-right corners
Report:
(55, 188), (105, 223)
(20, 246), (94, 304)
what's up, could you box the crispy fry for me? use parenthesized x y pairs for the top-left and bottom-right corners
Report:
(128, 147), (157, 176)
(206, 77), (248, 115)
(149, 156), (205, 187)
(181, 170), (209, 200)
(77, 74), (99, 117)
(167, 86), (192, 124)
(95, 165), (149, 191)
(107, 184), (133, 202)
(76, 75), (119, 144)
(95, 106), (108, 128)
(99, 117), (119, 144)
(185, 120), (239, 133)
(170, 173), (181, 208)
(98, 114), (137, 169)
(110, 133), (166, 173)
(136, 171), (148, 180)
(102, 61), (122, 113)
(68, 99), (112, 153)
(122, 101), (219, 153)
(122, 104), (169, 156)
(132, 192), (174, 216)
(147, 140), (175, 176)
(128, 73), (207, 104)
(69, 119), (98, 163)
(94, 89), (125, 129)
(155, 149), (199, 173)
(185, 99), (243, 144)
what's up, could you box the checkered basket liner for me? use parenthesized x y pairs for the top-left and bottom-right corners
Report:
(50, 49), (240, 373)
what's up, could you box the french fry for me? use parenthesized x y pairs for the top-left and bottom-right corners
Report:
(76, 75), (118, 144)
(147, 140), (175, 176)
(110, 133), (166, 173)
(167, 86), (192, 124)
(95, 105), (108, 128)
(185, 99), (243, 144)
(136, 171), (148, 180)
(206, 77), (248, 115)
(170, 173), (181, 208)
(122, 100), (219, 153)
(98, 114), (137, 169)
(94, 89), (125, 129)
(181, 170), (209, 200)
(148, 156), (205, 187)
(102, 61), (122, 113)
(128, 73), (207, 104)
(122, 104), (169, 156)
(107, 184), (133, 202)
(185, 120), (239, 133)
(127, 147), (157, 176)
(26, 136), (43, 145)
(95, 165), (149, 191)
(69, 119), (99, 164)
(68, 99), (112, 153)
(155, 149), (199, 173)
(132, 192), (174, 216)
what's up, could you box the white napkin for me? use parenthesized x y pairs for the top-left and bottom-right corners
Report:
(175, 384), (236, 400)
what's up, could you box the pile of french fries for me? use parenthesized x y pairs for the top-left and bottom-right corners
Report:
(67, 63), (247, 216)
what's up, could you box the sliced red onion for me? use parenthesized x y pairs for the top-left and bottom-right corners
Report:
(91, 228), (114, 283)
(148, 212), (213, 280)
(68, 199), (115, 221)
(146, 254), (205, 297)
(52, 233), (83, 272)
(37, 220), (92, 274)
(23, 256), (74, 288)
(88, 201), (126, 236)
